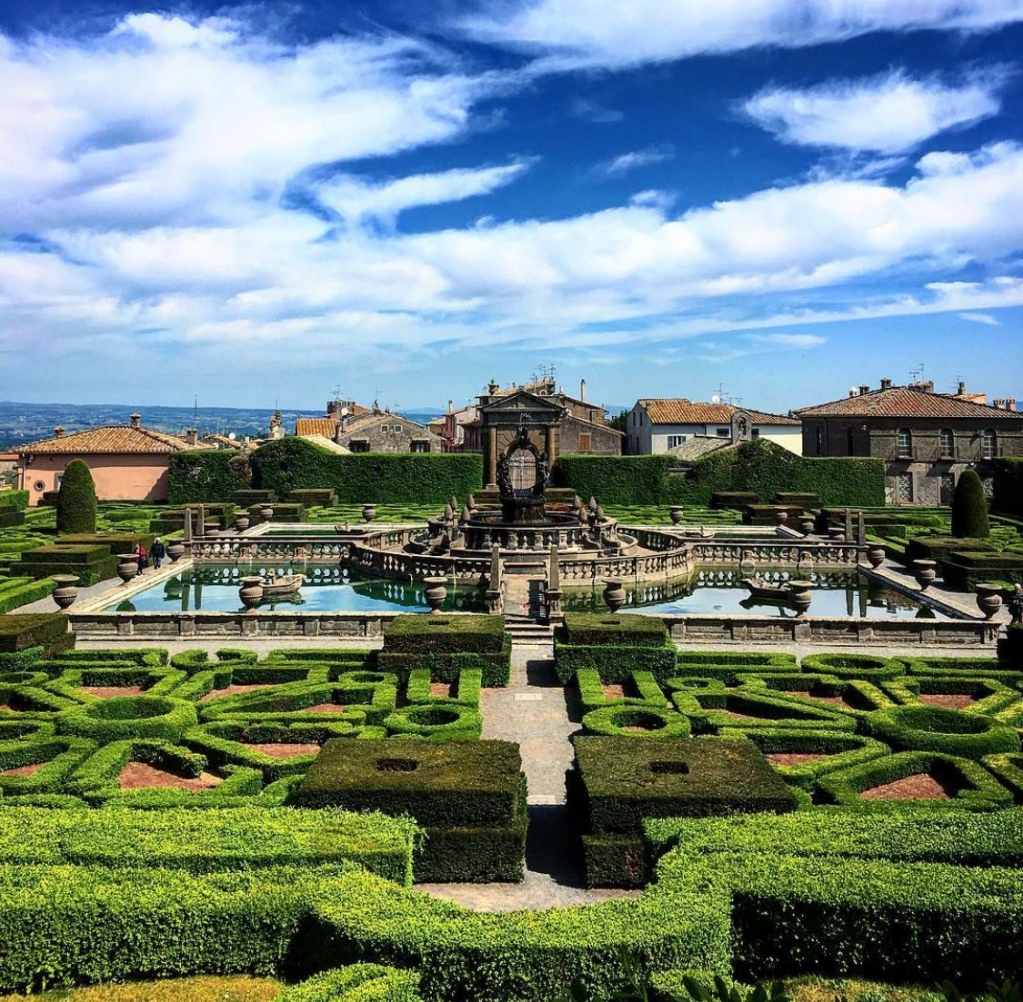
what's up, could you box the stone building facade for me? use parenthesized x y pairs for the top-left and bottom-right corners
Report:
(334, 411), (442, 454)
(795, 379), (1023, 505)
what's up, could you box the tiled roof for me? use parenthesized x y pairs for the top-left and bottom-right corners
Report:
(638, 399), (800, 426)
(795, 386), (1022, 420)
(17, 425), (209, 455)
(668, 437), (733, 460)
(298, 434), (349, 454)
(341, 412), (436, 436)
(295, 417), (339, 438)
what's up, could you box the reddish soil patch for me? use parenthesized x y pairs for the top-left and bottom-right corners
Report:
(1, 762), (45, 777)
(430, 682), (455, 699)
(919, 693), (976, 709)
(602, 684), (626, 700)
(622, 725), (657, 732)
(725, 710), (772, 721)
(767, 752), (828, 766)
(861, 773), (953, 800)
(119, 762), (221, 791)
(244, 743), (321, 759)
(789, 690), (855, 708)
(200, 684), (273, 702)
(80, 685), (146, 698)
(302, 703), (349, 714)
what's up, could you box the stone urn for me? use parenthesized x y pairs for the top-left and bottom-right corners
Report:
(423, 576), (448, 614)
(866, 545), (887, 569)
(260, 505), (274, 522)
(786, 580), (813, 616)
(116, 554), (138, 585)
(775, 509), (788, 525)
(239, 575), (264, 613)
(234, 514), (250, 532)
(669, 506), (684, 525)
(828, 528), (846, 542)
(362, 504), (376, 523)
(51, 574), (80, 610)
(602, 578), (627, 614)
(912, 559), (938, 592)
(167, 542), (186, 563)
(975, 583), (1004, 620)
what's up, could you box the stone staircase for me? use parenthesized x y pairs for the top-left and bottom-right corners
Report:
(504, 612), (555, 645)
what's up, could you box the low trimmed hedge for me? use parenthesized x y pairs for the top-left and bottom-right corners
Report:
(383, 704), (482, 740)
(554, 640), (678, 685)
(581, 705), (691, 739)
(0, 576), (57, 614)
(863, 704), (1020, 759)
(575, 668), (666, 712)
(277, 964), (422, 1002)
(404, 668), (481, 708)
(799, 653), (903, 681)
(0, 614), (72, 657)
(383, 615), (505, 654)
(56, 695), (198, 743)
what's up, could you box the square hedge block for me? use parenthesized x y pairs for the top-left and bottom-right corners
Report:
(383, 615), (506, 655)
(560, 614), (667, 647)
(572, 736), (797, 835)
(294, 738), (522, 827)
(0, 614), (73, 655)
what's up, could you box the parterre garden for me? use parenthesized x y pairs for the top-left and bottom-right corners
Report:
(1, 604), (1023, 1001)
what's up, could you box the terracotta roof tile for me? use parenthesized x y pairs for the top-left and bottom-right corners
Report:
(795, 386), (1022, 420)
(295, 417), (339, 438)
(638, 399), (799, 426)
(17, 425), (210, 455)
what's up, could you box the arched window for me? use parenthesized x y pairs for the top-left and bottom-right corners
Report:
(982, 429), (997, 460)
(896, 428), (912, 458)
(939, 428), (954, 458)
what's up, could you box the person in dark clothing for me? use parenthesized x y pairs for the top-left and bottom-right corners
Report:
(135, 543), (148, 577)
(151, 537), (167, 570)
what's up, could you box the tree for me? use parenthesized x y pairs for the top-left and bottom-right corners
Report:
(951, 468), (990, 539)
(56, 459), (97, 534)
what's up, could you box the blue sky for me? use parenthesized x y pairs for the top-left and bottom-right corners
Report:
(1, 1), (1022, 415)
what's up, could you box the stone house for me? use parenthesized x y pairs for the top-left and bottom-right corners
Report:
(15, 414), (212, 505)
(626, 399), (802, 455)
(334, 410), (442, 454)
(794, 379), (1023, 504)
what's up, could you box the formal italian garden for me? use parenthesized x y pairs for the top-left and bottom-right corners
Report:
(0, 599), (1021, 1001)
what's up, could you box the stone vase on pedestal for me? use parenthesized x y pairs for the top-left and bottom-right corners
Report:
(234, 514), (250, 532)
(362, 504), (377, 523)
(116, 555), (138, 585)
(423, 576), (447, 614)
(799, 518), (815, 536)
(260, 505), (274, 523)
(239, 576), (264, 613)
(913, 559), (938, 592)
(167, 542), (186, 563)
(602, 578), (627, 614)
(775, 510), (788, 525)
(669, 506), (684, 525)
(51, 574), (80, 610)
(787, 580), (813, 616)
(866, 545), (886, 569)
(975, 583), (1004, 620)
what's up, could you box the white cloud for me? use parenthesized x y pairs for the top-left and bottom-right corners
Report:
(747, 333), (827, 348)
(958, 311), (1002, 325)
(314, 160), (535, 227)
(592, 145), (674, 178)
(743, 70), (1005, 153)
(459, 0), (1023, 70)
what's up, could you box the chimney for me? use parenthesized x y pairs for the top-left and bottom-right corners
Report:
(183, 428), (198, 446)
(880, 377), (892, 391)
(129, 413), (141, 429)
(957, 380), (966, 395)
(447, 399), (453, 414)
(848, 388), (857, 397)
(858, 384), (870, 396)
(53, 426), (65, 439)
(580, 378), (587, 402)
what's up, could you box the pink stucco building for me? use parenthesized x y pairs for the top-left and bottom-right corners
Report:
(16, 414), (209, 505)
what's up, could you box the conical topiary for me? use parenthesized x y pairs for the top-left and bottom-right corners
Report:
(950, 469), (990, 539)
(56, 459), (98, 534)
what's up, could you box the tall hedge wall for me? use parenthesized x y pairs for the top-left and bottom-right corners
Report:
(556, 439), (884, 507)
(168, 451), (249, 505)
(992, 458), (1023, 518)
(250, 438), (483, 505)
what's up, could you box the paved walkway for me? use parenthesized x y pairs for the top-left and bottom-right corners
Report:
(416, 641), (638, 911)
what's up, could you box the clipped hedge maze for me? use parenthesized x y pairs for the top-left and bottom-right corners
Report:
(570, 736), (796, 887)
(0, 645), (491, 831)
(295, 738), (527, 882)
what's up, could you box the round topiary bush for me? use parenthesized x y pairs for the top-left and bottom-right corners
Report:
(864, 704), (1019, 760)
(582, 705), (691, 739)
(951, 469), (990, 539)
(55, 696), (198, 743)
(55, 459), (98, 535)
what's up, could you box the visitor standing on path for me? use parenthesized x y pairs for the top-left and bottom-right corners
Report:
(135, 543), (148, 577)
(1009, 583), (1023, 626)
(150, 537), (167, 570)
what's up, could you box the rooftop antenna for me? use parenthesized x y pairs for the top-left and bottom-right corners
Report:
(910, 363), (925, 382)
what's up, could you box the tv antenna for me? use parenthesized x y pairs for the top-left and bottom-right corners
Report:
(909, 363), (925, 382)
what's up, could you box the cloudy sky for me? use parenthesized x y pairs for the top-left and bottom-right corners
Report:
(2, 1), (1022, 414)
